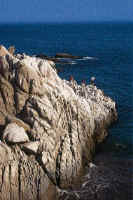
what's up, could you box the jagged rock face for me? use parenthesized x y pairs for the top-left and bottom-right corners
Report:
(0, 46), (117, 199)
(0, 45), (12, 57)
(8, 46), (15, 55)
(18, 56), (97, 187)
(22, 141), (40, 154)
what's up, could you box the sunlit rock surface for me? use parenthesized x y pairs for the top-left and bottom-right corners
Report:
(0, 46), (118, 199)
(3, 123), (29, 144)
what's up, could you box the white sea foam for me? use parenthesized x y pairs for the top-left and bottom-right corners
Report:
(84, 56), (98, 60)
(70, 61), (77, 65)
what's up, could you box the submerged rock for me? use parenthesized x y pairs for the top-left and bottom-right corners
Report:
(55, 53), (82, 59)
(36, 53), (83, 65)
(36, 53), (50, 59)
(0, 46), (117, 199)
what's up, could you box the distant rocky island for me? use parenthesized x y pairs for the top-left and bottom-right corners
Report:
(0, 45), (130, 200)
(36, 52), (97, 65)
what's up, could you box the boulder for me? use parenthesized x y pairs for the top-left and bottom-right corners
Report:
(22, 141), (40, 154)
(6, 115), (31, 131)
(3, 123), (29, 144)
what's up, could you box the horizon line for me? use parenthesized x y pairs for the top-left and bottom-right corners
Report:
(0, 19), (133, 25)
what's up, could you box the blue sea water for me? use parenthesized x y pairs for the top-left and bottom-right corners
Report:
(0, 22), (133, 158)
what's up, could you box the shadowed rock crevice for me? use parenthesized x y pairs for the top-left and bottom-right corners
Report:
(0, 46), (118, 199)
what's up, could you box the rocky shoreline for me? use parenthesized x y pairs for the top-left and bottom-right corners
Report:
(0, 45), (119, 199)
(57, 152), (133, 200)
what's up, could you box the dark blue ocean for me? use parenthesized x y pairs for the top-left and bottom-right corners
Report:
(0, 22), (133, 158)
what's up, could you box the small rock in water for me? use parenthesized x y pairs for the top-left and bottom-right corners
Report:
(55, 53), (82, 59)
(89, 162), (97, 168)
(115, 143), (127, 150)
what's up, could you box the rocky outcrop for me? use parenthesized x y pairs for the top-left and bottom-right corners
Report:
(55, 53), (82, 59)
(0, 46), (117, 199)
(0, 45), (12, 57)
(8, 46), (15, 55)
(36, 53), (82, 61)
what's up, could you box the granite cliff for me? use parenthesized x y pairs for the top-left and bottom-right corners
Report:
(0, 46), (117, 200)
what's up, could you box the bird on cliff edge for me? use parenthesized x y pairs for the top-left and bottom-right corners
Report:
(90, 76), (96, 86)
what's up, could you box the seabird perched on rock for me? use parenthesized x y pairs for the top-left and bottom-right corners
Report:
(90, 76), (96, 85)
(69, 75), (74, 82)
(81, 79), (86, 85)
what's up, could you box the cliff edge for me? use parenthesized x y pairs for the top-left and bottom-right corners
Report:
(0, 46), (117, 200)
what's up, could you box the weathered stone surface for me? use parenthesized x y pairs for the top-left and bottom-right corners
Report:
(0, 45), (12, 57)
(0, 75), (15, 118)
(20, 55), (117, 188)
(0, 142), (13, 163)
(22, 141), (40, 154)
(8, 46), (15, 55)
(3, 123), (29, 143)
(0, 46), (117, 199)
(0, 156), (56, 200)
(6, 115), (31, 131)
